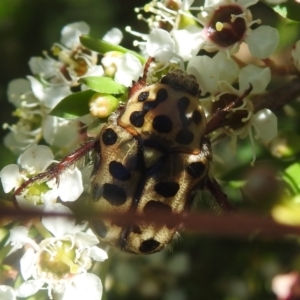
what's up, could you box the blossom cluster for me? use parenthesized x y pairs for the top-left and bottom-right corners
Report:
(0, 0), (297, 299)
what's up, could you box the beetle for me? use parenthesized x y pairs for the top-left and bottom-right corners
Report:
(15, 57), (244, 254)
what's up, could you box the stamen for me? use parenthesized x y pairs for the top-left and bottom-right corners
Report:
(230, 13), (246, 22)
(216, 22), (223, 31)
(125, 26), (148, 40)
(60, 254), (79, 274)
(247, 126), (256, 166)
(249, 19), (262, 26)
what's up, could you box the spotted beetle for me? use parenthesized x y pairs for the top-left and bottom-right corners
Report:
(15, 57), (238, 254)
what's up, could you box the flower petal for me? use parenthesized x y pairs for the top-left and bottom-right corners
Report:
(103, 28), (123, 45)
(172, 25), (203, 61)
(239, 65), (271, 94)
(146, 29), (175, 63)
(7, 78), (35, 108)
(74, 231), (100, 247)
(61, 22), (90, 48)
(58, 168), (83, 202)
(252, 109), (277, 142)
(89, 246), (108, 261)
(20, 248), (36, 280)
(187, 56), (217, 95)
(0, 285), (16, 300)
(114, 53), (142, 87)
(62, 273), (102, 300)
(246, 26), (279, 59)
(9, 226), (29, 247)
(0, 164), (21, 193)
(214, 51), (239, 84)
(16, 279), (43, 298)
(19, 145), (54, 173)
(42, 203), (75, 237)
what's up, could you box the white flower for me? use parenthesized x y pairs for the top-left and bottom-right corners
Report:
(0, 145), (84, 208)
(29, 21), (98, 85)
(198, 0), (279, 58)
(60, 273), (103, 300)
(60, 22), (90, 49)
(187, 51), (239, 95)
(172, 25), (204, 61)
(238, 64), (271, 94)
(102, 27), (123, 45)
(114, 53), (143, 86)
(27, 76), (71, 109)
(4, 76), (82, 154)
(0, 145), (54, 194)
(202, 64), (276, 163)
(245, 25), (279, 59)
(10, 204), (107, 300)
(146, 28), (175, 63)
(250, 108), (277, 142)
(4, 78), (43, 154)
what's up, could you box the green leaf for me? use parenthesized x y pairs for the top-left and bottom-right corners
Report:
(80, 35), (146, 63)
(283, 162), (300, 194)
(50, 90), (95, 119)
(264, 0), (300, 22)
(78, 76), (127, 94)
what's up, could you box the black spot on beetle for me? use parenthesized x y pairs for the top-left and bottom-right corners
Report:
(175, 129), (194, 145)
(187, 161), (206, 178)
(91, 183), (103, 202)
(143, 88), (169, 111)
(102, 128), (118, 146)
(130, 111), (145, 127)
(177, 96), (190, 111)
(144, 200), (177, 230)
(131, 224), (142, 234)
(192, 110), (202, 124)
(152, 115), (173, 133)
(155, 88), (169, 102)
(103, 183), (127, 206)
(138, 91), (149, 102)
(109, 161), (131, 181)
(130, 88), (169, 128)
(177, 97), (192, 127)
(154, 182), (179, 197)
(143, 200), (173, 215)
(91, 220), (107, 238)
(139, 238), (160, 253)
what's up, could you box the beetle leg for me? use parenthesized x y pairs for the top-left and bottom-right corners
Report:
(128, 57), (155, 98)
(205, 176), (235, 212)
(205, 84), (253, 135)
(14, 139), (97, 196)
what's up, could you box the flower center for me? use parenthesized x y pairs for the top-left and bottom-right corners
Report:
(40, 240), (79, 278)
(211, 93), (249, 130)
(205, 5), (247, 48)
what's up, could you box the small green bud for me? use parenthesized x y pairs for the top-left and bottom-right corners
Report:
(89, 93), (119, 118)
(270, 131), (300, 158)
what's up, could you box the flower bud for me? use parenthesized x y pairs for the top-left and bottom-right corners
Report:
(89, 93), (119, 118)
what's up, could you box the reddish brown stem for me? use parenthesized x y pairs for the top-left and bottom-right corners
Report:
(252, 77), (300, 113)
(1, 206), (300, 239)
